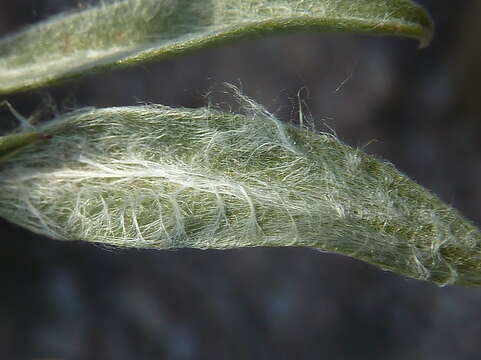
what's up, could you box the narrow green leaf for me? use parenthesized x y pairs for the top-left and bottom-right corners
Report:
(0, 99), (479, 287)
(0, 0), (433, 94)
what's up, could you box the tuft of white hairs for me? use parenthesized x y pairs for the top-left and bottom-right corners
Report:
(0, 91), (480, 286)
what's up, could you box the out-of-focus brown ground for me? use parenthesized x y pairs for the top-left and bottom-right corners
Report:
(1, 1), (481, 359)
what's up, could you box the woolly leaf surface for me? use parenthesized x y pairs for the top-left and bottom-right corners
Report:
(0, 0), (433, 94)
(0, 101), (480, 287)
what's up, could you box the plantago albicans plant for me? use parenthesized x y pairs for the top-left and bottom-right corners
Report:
(4, 1), (480, 287)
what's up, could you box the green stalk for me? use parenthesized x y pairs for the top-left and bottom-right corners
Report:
(0, 131), (49, 162)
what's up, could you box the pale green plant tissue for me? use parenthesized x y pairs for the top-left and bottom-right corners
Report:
(0, 0), (433, 93)
(4, 0), (477, 288)
(0, 91), (480, 286)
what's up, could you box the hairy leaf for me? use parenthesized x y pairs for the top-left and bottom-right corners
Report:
(0, 0), (433, 94)
(0, 98), (479, 286)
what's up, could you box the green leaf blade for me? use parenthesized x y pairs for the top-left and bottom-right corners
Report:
(1, 100), (479, 287)
(0, 0), (433, 94)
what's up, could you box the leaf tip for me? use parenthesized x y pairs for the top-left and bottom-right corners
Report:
(416, 4), (435, 48)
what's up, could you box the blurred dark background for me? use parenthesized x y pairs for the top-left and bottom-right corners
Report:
(1, 1), (481, 359)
